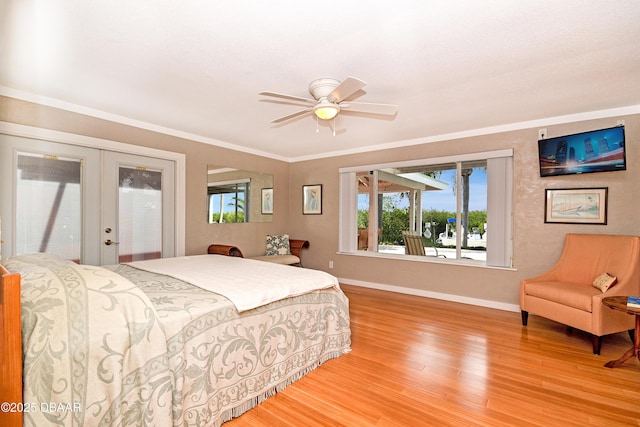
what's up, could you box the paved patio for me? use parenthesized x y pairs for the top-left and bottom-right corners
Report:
(378, 245), (487, 261)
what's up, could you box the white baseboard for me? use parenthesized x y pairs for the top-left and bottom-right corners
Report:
(338, 277), (520, 313)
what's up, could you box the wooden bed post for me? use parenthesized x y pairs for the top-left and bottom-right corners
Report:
(0, 265), (23, 427)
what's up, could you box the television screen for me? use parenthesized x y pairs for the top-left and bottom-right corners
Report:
(538, 126), (626, 177)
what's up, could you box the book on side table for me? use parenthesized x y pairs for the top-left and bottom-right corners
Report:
(627, 296), (640, 308)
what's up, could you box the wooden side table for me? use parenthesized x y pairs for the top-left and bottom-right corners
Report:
(602, 296), (640, 368)
(207, 244), (244, 258)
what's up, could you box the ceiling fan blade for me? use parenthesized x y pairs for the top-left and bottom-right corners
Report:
(340, 101), (398, 116)
(259, 91), (315, 104)
(328, 76), (367, 103)
(269, 108), (313, 123)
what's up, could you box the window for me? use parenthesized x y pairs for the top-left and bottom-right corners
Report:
(207, 179), (249, 223)
(339, 149), (513, 267)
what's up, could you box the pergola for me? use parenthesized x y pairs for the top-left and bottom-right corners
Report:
(356, 169), (448, 251)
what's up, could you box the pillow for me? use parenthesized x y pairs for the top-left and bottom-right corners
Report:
(266, 234), (291, 256)
(592, 272), (617, 293)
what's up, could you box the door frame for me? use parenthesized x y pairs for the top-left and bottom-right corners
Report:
(101, 151), (176, 265)
(0, 121), (186, 259)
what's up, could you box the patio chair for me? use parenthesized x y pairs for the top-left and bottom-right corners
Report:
(402, 231), (426, 256)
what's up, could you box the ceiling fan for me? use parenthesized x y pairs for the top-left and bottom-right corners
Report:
(259, 76), (398, 124)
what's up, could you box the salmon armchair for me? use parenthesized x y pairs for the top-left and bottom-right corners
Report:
(520, 233), (640, 354)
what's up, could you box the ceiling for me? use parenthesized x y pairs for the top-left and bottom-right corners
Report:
(2, 1), (640, 162)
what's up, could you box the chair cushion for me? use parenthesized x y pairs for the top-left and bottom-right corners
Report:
(250, 255), (300, 265)
(266, 234), (291, 255)
(523, 281), (599, 312)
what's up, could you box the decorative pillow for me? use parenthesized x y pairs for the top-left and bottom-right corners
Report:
(266, 234), (291, 256)
(592, 272), (617, 293)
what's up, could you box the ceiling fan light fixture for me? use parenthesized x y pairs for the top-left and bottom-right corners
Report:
(313, 100), (340, 120)
(261, 76), (397, 125)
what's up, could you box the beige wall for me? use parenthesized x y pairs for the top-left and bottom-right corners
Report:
(2, 95), (638, 306)
(0, 96), (291, 257)
(287, 115), (639, 306)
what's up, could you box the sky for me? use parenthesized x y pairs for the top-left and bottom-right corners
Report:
(358, 168), (487, 212)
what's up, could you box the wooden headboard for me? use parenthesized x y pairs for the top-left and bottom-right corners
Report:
(0, 264), (22, 427)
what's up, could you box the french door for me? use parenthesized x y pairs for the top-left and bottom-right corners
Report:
(101, 151), (175, 265)
(0, 134), (176, 265)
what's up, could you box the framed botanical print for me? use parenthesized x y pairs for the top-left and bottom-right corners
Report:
(261, 188), (273, 215)
(302, 184), (322, 215)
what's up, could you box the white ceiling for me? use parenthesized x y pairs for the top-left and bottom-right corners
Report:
(2, 1), (640, 161)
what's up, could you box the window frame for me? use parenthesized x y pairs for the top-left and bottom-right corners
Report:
(339, 149), (513, 268)
(207, 178), (250, 223)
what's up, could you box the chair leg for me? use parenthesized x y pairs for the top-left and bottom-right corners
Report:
(592, 335), (602, 355)
(521, 311), (528, 326)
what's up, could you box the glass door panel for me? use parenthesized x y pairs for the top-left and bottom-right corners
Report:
(16, 153), (83, 262)
(117, 167), (163, 262)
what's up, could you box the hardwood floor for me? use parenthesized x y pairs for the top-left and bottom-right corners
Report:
(226, 285), (640, 426)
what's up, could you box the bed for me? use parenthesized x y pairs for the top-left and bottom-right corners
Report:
(0, 253), (351, 427)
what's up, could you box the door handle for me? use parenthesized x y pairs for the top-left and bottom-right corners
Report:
(104, 239), (120, 246)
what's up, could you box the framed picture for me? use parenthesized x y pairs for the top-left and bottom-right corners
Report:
(544, 188), (608, 225)
(302, 184), (322, 215)
(261, 188), (273, 215)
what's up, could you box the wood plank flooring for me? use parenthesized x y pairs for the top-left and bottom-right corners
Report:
(226, 285), (640, 426)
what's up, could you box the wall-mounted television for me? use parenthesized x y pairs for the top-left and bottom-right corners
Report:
(538, 126), (626, 177)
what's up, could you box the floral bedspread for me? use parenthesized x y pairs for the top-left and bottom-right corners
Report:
(108, 263), (351, 426)
(4, 254), (351, 427)
(4, 253), (173, 427)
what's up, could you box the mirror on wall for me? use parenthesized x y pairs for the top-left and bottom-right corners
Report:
(207, 165), (273, 223)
